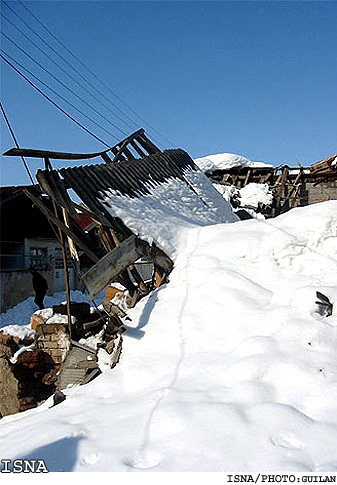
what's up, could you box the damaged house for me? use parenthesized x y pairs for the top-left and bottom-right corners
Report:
(198, 152), (337, 217)
(1, 129), (236, 414)
(0, 185), (86, 312)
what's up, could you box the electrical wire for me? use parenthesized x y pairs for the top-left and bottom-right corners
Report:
(1, 14), (133, 136)
(1, 51), (118, 144)
(1, 1), (176, 156)
(0, 101), (35, 185)
(16, 0), (175, 147)
(2, 2), (142, 134)
(2, 32), (129, 138)
(1, 53), (111, 148)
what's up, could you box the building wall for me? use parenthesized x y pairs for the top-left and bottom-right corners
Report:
(307, 179), (337, 205)
(1, 238), (83, 313)
(0, 268), (54, 314)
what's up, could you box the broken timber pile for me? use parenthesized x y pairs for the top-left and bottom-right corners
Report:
(205, 153), (337, 217)
(4, 129), (177, 304)
(3, 128), (224, 397)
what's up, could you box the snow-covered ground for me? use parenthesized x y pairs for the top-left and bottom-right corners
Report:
(1, 200), (337, 473)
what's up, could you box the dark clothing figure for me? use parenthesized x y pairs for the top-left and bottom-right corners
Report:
(30, 269), (48, 310)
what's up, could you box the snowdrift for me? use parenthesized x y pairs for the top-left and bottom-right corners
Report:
(0, 201), (337, 472)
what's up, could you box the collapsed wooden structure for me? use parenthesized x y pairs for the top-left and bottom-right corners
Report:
(4, 127), (236, 391)
(206, 153), (337, 217)
(3, 128), (204, 390)
(2, 129), (336, 399)
(4, 129), (177, 307)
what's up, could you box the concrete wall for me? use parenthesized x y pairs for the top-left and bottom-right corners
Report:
(0, 268), (54, 314)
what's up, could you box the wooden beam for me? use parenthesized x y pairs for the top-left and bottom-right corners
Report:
(287, 168), (303, 201)
(37, 169), (78, 218)
(23, 188), (99, 263)
(130, 140), (146, 158)
(275, 166), (289, 204)
(243, 169), (251, 187)
(4, 147), (110, 161)
(81, 235), (174, 300)
(137, 133), (160, 155)
(81, 235), (141, 300)
(112, 140), (130, 162)
(290, 184), (301, 208)
(310, 154), (337, 174)
(101, 152), (113, 163)
(51, 199), (73, 340)
(3, 129), (148, 161)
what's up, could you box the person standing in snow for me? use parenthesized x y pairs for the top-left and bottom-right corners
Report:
(29, 267), (48, 309)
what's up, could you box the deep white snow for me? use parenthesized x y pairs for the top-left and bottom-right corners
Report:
(101, 165), (238, 258)
(194, 152), (273, 173)
(1, 199), (337, 473)
(214, 182), (274, 213)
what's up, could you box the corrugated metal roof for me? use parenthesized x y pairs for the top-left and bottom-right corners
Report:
(56, 342), (99, 390)
(57, 149), (195, 200)
(36, 148), (198, 237)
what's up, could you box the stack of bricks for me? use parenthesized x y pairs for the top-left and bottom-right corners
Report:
(0, 331), (34, 353)
(35, 323), (71, 364)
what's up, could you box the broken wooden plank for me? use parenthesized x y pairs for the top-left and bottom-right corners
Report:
(81, 235), (174, 300)
(243, 169), (251, 187)
(3, 147), (109, 160)
(130, 139), (146, 158)
(110, 334), (123, 368)
(81, 235), (141, 300)
(310, 154), (337, 174)
(23, 187), (99, 263)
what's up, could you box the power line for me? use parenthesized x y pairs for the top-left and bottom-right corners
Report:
(0, 102), (35, 185)
(1, 50), (117, 144)
(1, 13), (134, 137)
(2, 2), (141, 135)
(2, 31), (129, 138)
(1, 53), (111, 148)
(16, 0), (174, 147)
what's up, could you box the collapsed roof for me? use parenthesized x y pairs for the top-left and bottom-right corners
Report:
(198, 151), (337, 217)
(3, 129), (236, 304)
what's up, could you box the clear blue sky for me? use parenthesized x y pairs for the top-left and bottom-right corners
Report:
(1, 0), (336, 186)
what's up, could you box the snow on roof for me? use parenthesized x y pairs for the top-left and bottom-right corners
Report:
(194, 152), (273, 173)
(101, 165), (239, 259)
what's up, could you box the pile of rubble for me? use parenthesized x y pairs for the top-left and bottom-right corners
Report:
(0, 289), (126, 417)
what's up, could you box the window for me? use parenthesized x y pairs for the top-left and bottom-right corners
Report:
(29, 247), (48, 269)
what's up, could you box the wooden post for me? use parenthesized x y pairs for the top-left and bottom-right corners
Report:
(52, 200), (73, 340)
(23, 188), (99, 263)
(243, 169), (251, 187)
